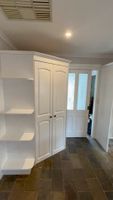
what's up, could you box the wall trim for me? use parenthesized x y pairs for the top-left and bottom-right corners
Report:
(70, 64), (101, 70)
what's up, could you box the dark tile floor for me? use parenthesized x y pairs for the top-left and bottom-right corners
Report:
(1, 138), (113, 200)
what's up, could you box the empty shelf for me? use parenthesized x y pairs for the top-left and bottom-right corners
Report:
(0, 109), (34, 115)
(0, 132), (35, 142)
(0, 77), (34, 80)
(2, 158), (35, 175)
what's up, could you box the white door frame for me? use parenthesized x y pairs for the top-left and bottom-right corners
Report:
(90, 70), (99, 138)
(67, 68), (99, 139)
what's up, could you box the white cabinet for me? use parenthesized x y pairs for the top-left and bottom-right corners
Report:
(35, 61), (68, 162)
(53, 66), (67, 154)
(0, 51), (69, 178)
(35, 62), (52, 162)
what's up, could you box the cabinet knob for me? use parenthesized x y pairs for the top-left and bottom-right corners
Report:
(50, 116), (52, 118)
(54, 115), (56, 118)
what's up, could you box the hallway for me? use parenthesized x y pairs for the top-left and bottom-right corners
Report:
(0, 138), (113, 200)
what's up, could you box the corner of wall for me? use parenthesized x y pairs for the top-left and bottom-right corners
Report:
(0, 172), (3, 180)
(0, 30), (17, 50)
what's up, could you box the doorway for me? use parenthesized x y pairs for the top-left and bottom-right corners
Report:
(66, 69), (98, 138)
(87, 71), (97, 137)
(107, 101), (113, 155)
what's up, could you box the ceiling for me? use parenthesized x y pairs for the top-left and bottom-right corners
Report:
(0, 0), (113, 64)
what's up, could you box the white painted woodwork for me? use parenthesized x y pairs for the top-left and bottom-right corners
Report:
(66, 70), (91, 137)
(35, 62), (52, 162)
(0, 51), (69, 178)
(35, 62), (68, 161)
(1, 109), (34, 115)
(2, 158), (35, 175)
(95, 64), (113, 151)
(0, 132), (34, 142)
(53, 66), (67, 153)
(109, 102), (113, 139)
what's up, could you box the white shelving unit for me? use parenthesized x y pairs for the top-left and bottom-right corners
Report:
(2, 158), (35, 175)
(0, 51), (70, 178)
(0, 132), (34, 142)
(0, 52), (35, 176)
(0, 108), (34, 115)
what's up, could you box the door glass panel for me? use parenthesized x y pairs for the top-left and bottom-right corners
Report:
(77, 73), (88, 110)
(67, 73), (75, 110)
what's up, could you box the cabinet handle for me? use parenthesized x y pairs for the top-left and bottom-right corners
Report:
(50, 116), (52, 118)
(54, 115), (56, 118)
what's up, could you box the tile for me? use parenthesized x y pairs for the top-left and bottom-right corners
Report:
(77, 192), (93, 200)
(52, 192), (65, 200)
(87, 178), (107, 200)
(0, 176), (16, 192)
(88, 155), (101, 169)
(38, 179), (52, 200)
(64, 183), (77, 200)
(69, 154), (83, 169)
(78, 155), (96, 178)
(72, 169), (90, 192)
(61, 160), (73, 170)
(9, 191), (38, 200)
(94, 168), (113, 191)
(60, 150), (70, 160)
(0, 192), (9, 200)
(105, 192), (113, 200)
(12, 179), (25, 191)
(52, 169), (63, 191)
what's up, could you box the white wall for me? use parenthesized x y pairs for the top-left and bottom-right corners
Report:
(109, 103), (113, 139)
(0, 31), (16, 50)
(95, 63), (113, 151)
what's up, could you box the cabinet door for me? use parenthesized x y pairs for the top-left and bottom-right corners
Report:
(35, 61), (52, 162)
(53, 66), (68, 154)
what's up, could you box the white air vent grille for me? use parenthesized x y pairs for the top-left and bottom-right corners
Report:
(0, 0), (51, 20)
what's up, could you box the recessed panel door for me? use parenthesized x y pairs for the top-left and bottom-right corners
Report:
(53, 66), (68, 154)
(66, 70), (91, 137)
(35, 61), (52, 162)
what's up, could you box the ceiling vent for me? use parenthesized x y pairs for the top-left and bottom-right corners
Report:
(0, 0), (52, 21)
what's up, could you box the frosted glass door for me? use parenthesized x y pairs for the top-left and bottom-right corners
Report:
(66, 71), (91, 137)
(77, 74), (88, 111)
(67, 73), (75, 110)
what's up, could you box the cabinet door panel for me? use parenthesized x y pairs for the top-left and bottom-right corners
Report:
(35, 62), (52, 162)
(54, 71), (67, 112)
(53, 66), (68, 154)
(53, 114), (65, 154)
(38, 119), (51, 160)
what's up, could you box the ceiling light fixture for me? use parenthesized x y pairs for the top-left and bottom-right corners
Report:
(65, 31), (72, 39)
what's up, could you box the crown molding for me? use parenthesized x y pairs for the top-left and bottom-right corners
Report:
(70, 64), (101, 70)
(54, 53), (113, 59)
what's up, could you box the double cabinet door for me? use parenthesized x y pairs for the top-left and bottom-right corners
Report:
(35, 61), (68, 162)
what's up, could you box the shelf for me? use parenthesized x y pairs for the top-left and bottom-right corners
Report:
(2, 158), (35, 175)
(0, 77), (34, 81)
(0, 109), (34, 115)
(0, 132), (35, 142)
